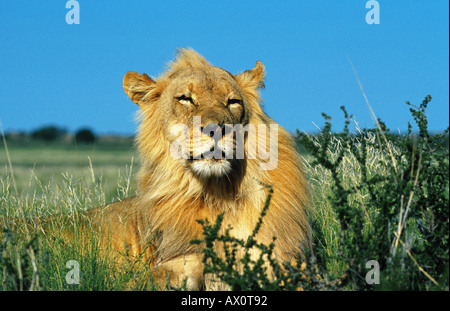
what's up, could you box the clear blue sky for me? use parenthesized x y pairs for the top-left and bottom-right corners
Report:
(0, 1), (448, 135)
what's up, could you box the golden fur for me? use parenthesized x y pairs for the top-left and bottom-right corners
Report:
(87, 49), (311, 290)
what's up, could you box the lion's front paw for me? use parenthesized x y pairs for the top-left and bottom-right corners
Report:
(152, 254), (204, 290)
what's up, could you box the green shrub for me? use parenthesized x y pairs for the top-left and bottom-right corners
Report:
(298, 95), (449, 290)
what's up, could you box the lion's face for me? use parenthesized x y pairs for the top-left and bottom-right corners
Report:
(163, 68), (250, 178)
(123, 49), (265, 179)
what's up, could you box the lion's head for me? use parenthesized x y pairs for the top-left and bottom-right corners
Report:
(123, 49), (268, 182)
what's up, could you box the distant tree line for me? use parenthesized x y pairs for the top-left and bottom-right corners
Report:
(7, 125), (97, 144)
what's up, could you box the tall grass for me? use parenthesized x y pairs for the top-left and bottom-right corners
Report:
(0, 148), (154, 290)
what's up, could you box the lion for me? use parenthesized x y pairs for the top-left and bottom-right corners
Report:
(3, 49), (311, 290)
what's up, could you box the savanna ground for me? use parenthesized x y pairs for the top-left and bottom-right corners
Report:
(1, 99), (449, 291)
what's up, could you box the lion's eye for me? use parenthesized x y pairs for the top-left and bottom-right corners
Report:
(227, 98), (242, 106)
(177, 95), (194, 105)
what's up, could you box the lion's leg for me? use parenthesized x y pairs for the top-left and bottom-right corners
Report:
(151, 253), (204, 290)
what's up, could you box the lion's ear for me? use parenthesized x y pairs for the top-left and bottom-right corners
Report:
(123, 72), (156, 105)
(234, 61), (265, 91)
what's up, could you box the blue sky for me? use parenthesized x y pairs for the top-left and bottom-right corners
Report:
(0, 1), (448, 135)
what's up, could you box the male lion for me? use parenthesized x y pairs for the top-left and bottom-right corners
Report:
(35, 49), (312, 290)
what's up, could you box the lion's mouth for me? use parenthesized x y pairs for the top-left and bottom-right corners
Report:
(190, 158), (233, 178)
(187, 148), (229, 162)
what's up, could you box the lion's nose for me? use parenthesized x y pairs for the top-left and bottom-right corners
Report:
(201, 123), (226, 139)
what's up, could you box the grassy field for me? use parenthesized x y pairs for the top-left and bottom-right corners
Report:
(1, 109), (448, 291)
(0, 140), (138, 203)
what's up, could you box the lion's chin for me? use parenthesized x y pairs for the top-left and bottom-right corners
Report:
(190, 159), (232, 178)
